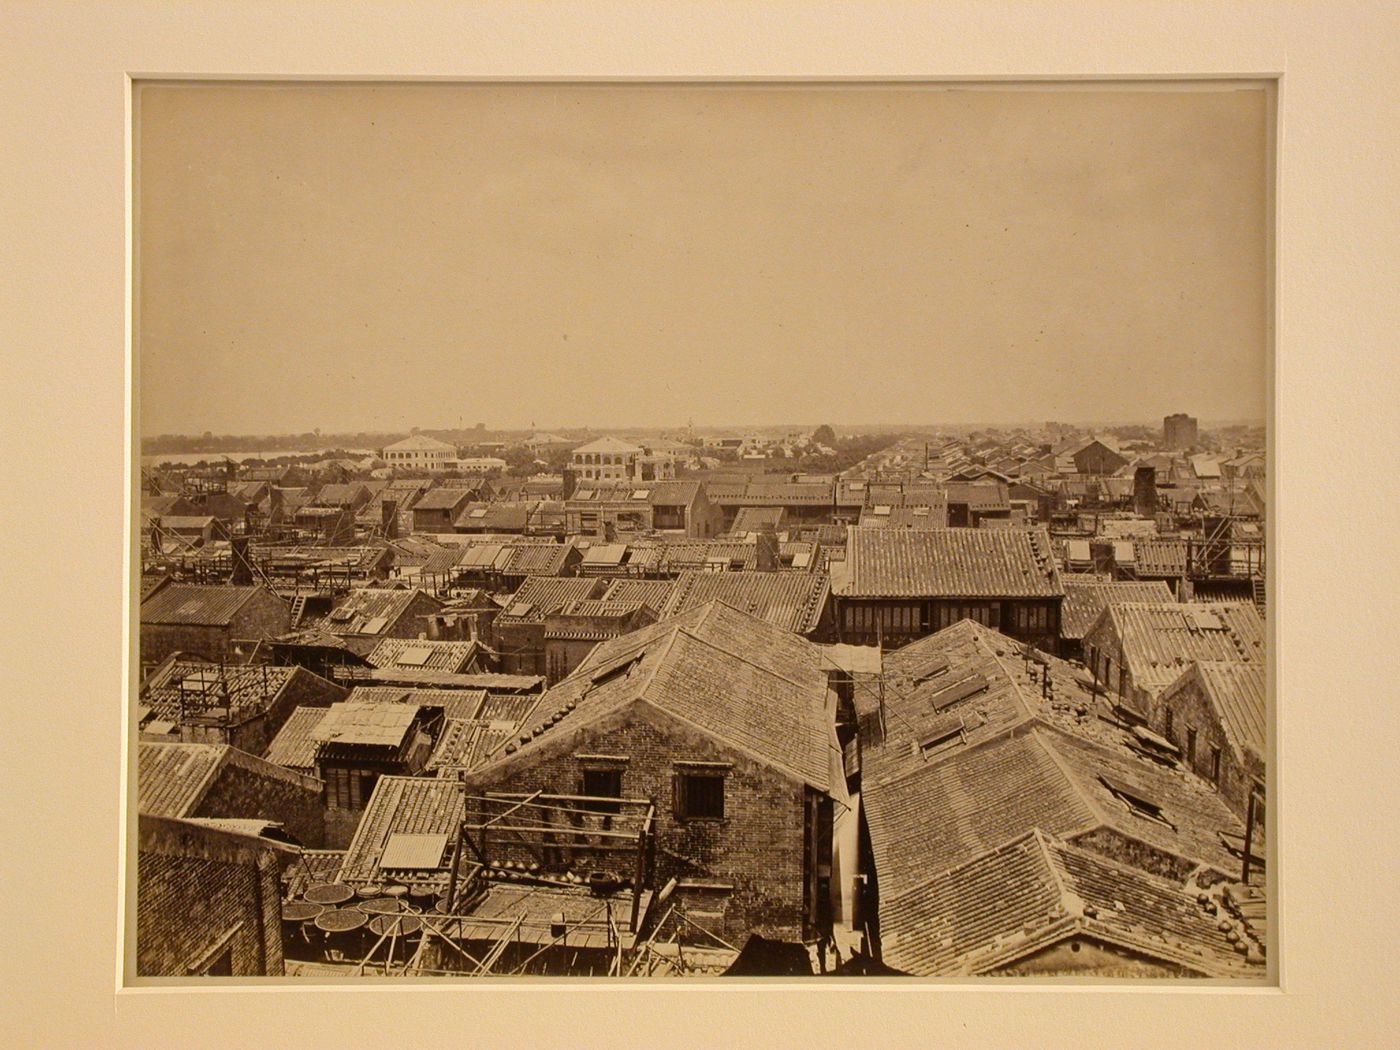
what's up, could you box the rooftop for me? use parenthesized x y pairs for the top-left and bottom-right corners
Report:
(1061, 579), (1177, 640)
(879, 830), (1264, 978)
(1093, 601), (1264, 697)
(469, 601), (839, 793)
(663, 570), (830, 635)
(836, 527), (1062, 598)
(140, 584), (270, 626)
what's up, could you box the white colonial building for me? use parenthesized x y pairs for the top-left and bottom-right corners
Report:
(381, 434), (458, 472)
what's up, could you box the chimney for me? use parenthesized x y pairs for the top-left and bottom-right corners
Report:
(1133, 465), (1158, 518)
(381, 498), (398, 540)
(230, 535), (254, 585)
(755, 527), (779, 572)
(561, 468), (578, 501)
(269, 486), (284, 522)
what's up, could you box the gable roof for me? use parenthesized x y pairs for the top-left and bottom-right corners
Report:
(1093, 602), (1264, 697)
(879, 830), (1263, 978)
(264, 706), (329, 771)
(663, 570), (830, 635)
(837, 527), (1062, 598)
(140, 584), (270, 626)
(412, 487), (478, 511)
(1168, 661), (1267, 765)
(325, 587), (437, 638)
(138, 742), (319, 816)
(497, 576), (605, 623)
(1061, 580), (1177, 640)
(337, 775), (466, 886)
(468, 602), (837, 792)
(864, 724), (1244, 901)
(366, 637), (479, 674)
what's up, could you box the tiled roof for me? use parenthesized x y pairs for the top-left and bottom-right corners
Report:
(497, 577), (604, 624)
(264, 706), (328, 771)
(326, 587), (434, 637)
(712, 481), (833, 507)
(470, 602), (837, 792)
(1095, 602), (1264, 697)
(412, 487), (477, 511)
(1169, 661), (1266, 764)
(140, 584), (267, 626)
(345, 686), (487, 722)
(1132, 540), (1189, 577)
(1061, 580), (1176, 640)
(141, 661), (300, 723)
(454, 501), (534, 531)
(879, 830), (1263, 978)
(942, 480), (1010, 511)
(366, 638), (479, 674)
(864, 725), (1245, 899)
(857, 505), (950, 529)
(338, 776), (466, 886)
(838, 527), (1062, 598)
(663, 570), (830, 635)
(730, 507), (786, 533)
(137, 742), (225, 815)
(138, 742), (318, 816)
(601, 578), (677, 610)
(499, 543), (575, 577)
(312, 483), (367, 507)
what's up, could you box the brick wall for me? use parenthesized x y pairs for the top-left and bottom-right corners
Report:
(229, 588), (292, 643)
(463, 704), (812, 943)
(383, 591), (445, 642)
(136, 816), (287, 977)
(192, 750), (326, 848)
(1156, 673), (1263, 819)
(990, 935), (1192, 977)
(141, 623), (230, 666)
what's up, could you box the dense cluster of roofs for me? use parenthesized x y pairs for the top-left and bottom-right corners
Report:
(134, 420), (1267, 980)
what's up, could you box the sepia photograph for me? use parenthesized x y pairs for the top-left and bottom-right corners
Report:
(127, 79), (1275, 984)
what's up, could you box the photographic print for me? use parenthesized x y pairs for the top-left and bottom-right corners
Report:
(130, 80), (1271, 982)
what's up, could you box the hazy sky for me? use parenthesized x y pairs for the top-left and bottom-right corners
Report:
(137, 82), (1269, 436)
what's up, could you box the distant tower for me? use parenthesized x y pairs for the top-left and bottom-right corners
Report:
(1163, 413), (1199, 451)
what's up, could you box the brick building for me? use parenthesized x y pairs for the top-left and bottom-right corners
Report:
(543, 599), (658, 683)
(318, 587), (444, 657)
(138, 741), (325, 848)
(1080, 601), (1264, 720)
(137, 814), (298, 977)
(493, 576), (607, 676)
(139, 584), (290, 668)
(461, 601), (847, 943)
(1156, 661), (1266, 817)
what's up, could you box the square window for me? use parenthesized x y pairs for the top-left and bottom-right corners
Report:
(675, 773), (725, 820)
(581, 768), (623, 813)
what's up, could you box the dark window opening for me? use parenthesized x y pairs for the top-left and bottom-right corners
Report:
(1210, 746), (1222, 784)
(1099, 774), (1176, 829)
(675, 773), (725, 820)
(581, 768), (623, 813)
